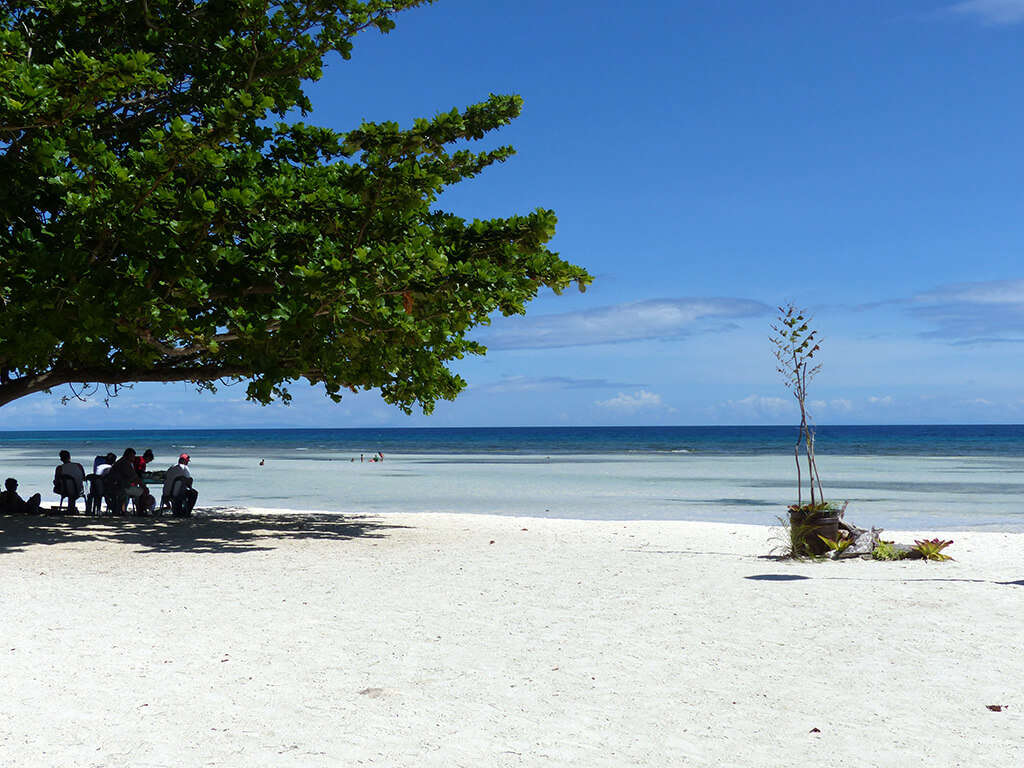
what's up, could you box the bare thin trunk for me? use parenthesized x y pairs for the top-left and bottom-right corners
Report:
(794, 441), (801, 509)
(806, 426), (817, 508)
(813, 440), (824, 504)
(798, 406), (810, 508)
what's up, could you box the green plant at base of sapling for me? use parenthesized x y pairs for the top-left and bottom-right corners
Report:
(818, 535), (853, 556)
(771, 516), (825, 560)
(788, 501), (835, 515)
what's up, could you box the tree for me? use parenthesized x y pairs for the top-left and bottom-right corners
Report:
(770, 303), (823, 509)
(0, 0), (590, 412)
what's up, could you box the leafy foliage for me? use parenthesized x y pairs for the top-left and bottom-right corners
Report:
(871, 540), (906, 561)
(818, 534), (852, 556)
(0, 1), (590, 411)
(788, 502), (834, 514)
(773, 513), (826, 559)
(912, 538), (954, 561)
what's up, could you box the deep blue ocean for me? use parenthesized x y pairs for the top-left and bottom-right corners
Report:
(3, 424), (1024, 457)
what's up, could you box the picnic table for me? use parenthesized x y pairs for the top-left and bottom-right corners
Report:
(140, 470), (167, 485)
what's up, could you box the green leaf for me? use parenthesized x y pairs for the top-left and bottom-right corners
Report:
(0, 0), (591, 417)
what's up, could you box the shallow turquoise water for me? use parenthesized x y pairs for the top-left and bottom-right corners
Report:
(2, 428), (1023, 531)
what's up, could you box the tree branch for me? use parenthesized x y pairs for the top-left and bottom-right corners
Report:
(0, 363), (258, 408)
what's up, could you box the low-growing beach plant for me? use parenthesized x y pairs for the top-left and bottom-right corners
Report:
(871, 540), (906, 561)
(818, 534), (853, 556)
(912, 538), (954, 561)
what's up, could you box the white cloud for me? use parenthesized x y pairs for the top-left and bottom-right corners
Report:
(914, 279), (1024, 305)
(811, 398), (854, 413)
(718, 395), (795, 418)
(480, 297), (771, 350)
(479, 376), (635, 393)
(4, 399), (60, 417)
(595, 390), (673, 412)
(3, 392), (107, 419)
(738, 395), (791, 411)
(946, 0), (1024, 25)
(868, 395), (894, 406)
(894, 279), (1024, 343)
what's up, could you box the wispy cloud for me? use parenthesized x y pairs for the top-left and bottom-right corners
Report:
(949, 337), (1024, 346)
(3, 394), (106, 418)
(945, 0), (1024, 25)
(716, 395), (898, 422)
(915, 279), (1024, 305)
(479, 376), (636, 393)
(810, 398), (854, 413)
(717, 395), (795, 419)
(480, 297), (771, 350)
(595, 390), (674, 413)
(907, 278), (1024, 342)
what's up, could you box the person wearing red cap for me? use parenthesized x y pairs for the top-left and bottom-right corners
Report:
(161, 453), (198, 516)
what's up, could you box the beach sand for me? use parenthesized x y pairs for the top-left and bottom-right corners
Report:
(1, 509), (1021, 767)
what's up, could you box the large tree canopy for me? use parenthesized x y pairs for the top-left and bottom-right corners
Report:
(0, 0), (589, 412)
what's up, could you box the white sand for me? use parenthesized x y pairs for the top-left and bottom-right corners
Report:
(0, 509), (1021, 767)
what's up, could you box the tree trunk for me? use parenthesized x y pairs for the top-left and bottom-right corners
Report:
(794, 441), (801, 509)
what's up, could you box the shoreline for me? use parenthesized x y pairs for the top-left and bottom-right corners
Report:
(2, 509), (1021, 766)
(3, 439), (1024, 531)
(9, 500), (1024, 536)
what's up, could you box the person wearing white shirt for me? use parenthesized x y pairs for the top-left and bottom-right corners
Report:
(85, 452), (116, 514)
(162, 453), (198, 516)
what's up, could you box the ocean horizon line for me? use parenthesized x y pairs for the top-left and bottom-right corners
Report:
(3, 422), (1024, 433)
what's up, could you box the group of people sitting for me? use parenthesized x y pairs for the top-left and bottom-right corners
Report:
(15, 448), (200, 517)
(86, 448), (198, 516)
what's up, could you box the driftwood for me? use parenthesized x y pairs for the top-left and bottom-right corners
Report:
(892, 542), (920, 558)
(832, 503), (881, 559)
(836, 527), (882, 558)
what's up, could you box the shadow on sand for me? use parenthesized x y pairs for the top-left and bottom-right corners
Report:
(0, 507), (407, 555)
(744, 571), (1024, 587)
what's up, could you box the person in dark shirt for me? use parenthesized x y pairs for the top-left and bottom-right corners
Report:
(107, 448), (144, 514)
(0, 478), (41, 514)
(53, 449), (86, 511)
(109, 449), (138, 483)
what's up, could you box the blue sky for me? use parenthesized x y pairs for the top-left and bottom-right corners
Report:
(7, 0), (1024, 428)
